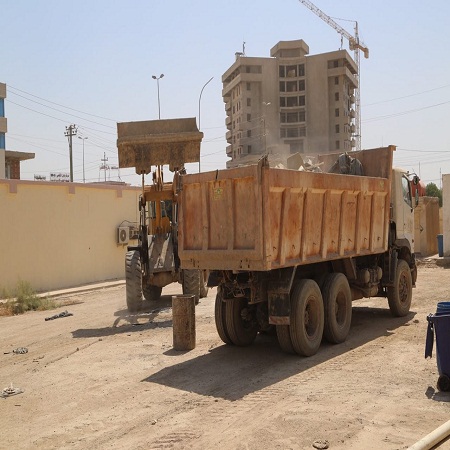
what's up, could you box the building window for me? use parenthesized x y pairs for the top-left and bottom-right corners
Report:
(335, 92), (339, 101)
(299, 80), (305, 91)
(335, 77), (339, 85)
(335, 124), (340, 134)
(336, 140), (340, 150)
(335, 108), (340, 117)
(247, 98), (251, 107)
(298, 64), (305, 77)
(280, 97), (285, 107)
(0, 99), (4, 117)
(279, 66), (285, 78)
(279, 82), (286, 92)
(0, 133), (5, 149)
(247, 130), (251, 137)
(299, 95), (305, 106)
(286, 81), (297, 92)
(286, 65), (297, 77)
(247, 82), (251, 91)
(232, 105), (235, 114)
(248, 145), (252, 154)
(299, 111), (305, 122)
(286, 96), (298, 107)
(247, 114), (251, 122)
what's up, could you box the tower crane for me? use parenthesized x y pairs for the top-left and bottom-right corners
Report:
(299, 0), (369, 151)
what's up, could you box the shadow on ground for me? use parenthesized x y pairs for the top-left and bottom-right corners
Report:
(71, 295), (174, 338)
(142, 306), (415, 401)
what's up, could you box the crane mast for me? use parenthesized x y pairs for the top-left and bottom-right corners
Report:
(299, 0), (369, 151)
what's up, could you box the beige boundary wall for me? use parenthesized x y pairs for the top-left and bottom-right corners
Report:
(0, 179), (140, 294)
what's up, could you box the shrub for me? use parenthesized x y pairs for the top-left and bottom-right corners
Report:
(0, 281), (56, 315)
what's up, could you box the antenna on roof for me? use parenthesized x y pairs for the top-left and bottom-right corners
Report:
(243, 41), (246, 55)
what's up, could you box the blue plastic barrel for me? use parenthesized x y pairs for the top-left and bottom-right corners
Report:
(426, 313), (450, 378)
(437, 234), (444, 257)
(437, 302), (450, 315)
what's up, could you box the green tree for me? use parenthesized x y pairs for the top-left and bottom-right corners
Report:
(426, 182), (443, 206)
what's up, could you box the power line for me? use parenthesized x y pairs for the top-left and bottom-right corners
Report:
(7, 85), (118, 122)
(364, 99), (450, 123)
(364, 84), (450, 107)
(7, 93), (116, 129)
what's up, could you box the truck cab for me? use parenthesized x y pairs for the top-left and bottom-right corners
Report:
(391, 168), (416, 253)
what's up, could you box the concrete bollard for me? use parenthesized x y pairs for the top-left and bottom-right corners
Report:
(172, 294), (196, 351)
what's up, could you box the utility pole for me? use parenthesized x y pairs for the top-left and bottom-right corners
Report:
(101, 152), (109, 182)
(65, 124), (77, 182)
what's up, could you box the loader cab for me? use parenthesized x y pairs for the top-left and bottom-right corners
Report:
(147, 200), (173, 235)
(391, 168), (415, 251)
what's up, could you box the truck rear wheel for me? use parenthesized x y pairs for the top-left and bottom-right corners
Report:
(182, 270), (201, 304)
(387, 259), (412, 317)
(322, 273), (352, 344)
(143, 284), (162, 302)
(276, 325), (295, 354)
(200, 270), (209, 298)
(289, 279), (324, 356)
(125, 250), (143, 313)
(214, 286), (233, 345)
(225, 298), (258, 346)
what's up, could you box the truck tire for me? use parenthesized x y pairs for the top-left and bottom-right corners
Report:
(322, 273), (352, 344)
(225, 298), (258, 346)
(289, 279), (324, 356)
(387, 259), (412, 317)
(276, 325), (295, 354)
(125, 250), (143, 313)
(143, 284), (162, 302)
(214, 286), (233, 345)
(182, 269), (200, 304)
(200, 270), (209, 298)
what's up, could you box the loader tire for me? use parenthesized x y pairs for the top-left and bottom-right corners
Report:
(143, 284), (162, 302)
(387, 259), (412, 317)
(125, 250), (143, 313)
(182, 269), (200, 304)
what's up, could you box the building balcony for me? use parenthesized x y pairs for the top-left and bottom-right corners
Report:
(222, 72), (263, 97)
(226, 145), (233, 156)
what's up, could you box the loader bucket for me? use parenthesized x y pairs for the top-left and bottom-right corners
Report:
(117, 117), (203, 174)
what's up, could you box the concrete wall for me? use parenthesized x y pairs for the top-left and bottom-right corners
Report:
(443, 174), (450, 256)
(0, 179), (140, 294)
(414, 196), (440, 256)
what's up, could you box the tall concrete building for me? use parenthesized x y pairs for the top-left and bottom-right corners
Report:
(222, 40), (358, 168)
(0, 82), (34, 179)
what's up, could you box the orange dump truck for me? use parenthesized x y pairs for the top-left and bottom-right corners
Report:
(178, 146), (418, 356)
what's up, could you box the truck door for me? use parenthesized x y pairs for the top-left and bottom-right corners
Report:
(395, 172), (415, 251)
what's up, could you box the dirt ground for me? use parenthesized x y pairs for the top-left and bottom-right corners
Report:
(1, 263), (449, 450)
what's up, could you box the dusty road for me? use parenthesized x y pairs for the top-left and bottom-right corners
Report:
(0, 264), (449, 450)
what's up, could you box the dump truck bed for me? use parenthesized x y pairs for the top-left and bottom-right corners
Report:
(179, 147), (394, 272)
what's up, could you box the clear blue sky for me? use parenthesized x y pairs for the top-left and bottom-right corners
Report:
(2, 0), (450, 186)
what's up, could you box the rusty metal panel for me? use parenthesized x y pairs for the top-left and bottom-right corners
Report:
(179, 147), (393, 271)
(117, 118), (203, 173)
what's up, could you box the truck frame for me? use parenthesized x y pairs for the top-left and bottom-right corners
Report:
(178, 145), (418, 356)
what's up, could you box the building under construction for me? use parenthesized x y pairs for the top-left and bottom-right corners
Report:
(222, 39), (358, 168)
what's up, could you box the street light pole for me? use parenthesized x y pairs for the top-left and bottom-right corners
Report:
(78, 136), (88, 183)
(198, 76), (214, 172)
(152, 73), (164, 119)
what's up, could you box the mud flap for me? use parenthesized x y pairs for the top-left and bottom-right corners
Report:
(267, 267), (297, 325)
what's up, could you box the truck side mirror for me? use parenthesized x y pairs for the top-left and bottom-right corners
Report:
(415, 189), (419, 207)
(413, 175), (419, 186)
